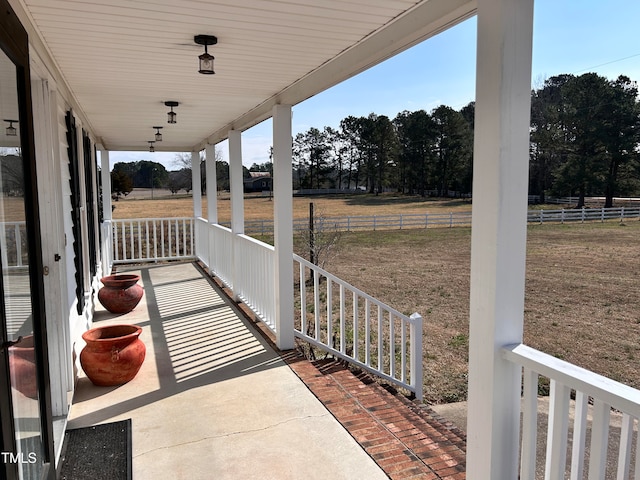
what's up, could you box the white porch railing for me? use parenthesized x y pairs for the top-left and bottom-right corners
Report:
(1, 221), (27, 269)
(235, 234), (276, 332)
(111, 218), (195, 264)
(169, 218), (423, 397)
(293, 254), (423, 400)
(504, 343), (640, 480)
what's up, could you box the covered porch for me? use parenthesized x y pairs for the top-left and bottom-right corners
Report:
(2, 0), (640, 478)
(67, 261), (466, 479)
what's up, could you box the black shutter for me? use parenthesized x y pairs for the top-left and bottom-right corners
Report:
(65, 112), (84, 315)
(83, 131), (97, 277)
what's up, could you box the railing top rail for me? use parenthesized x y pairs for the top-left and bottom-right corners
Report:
(237, 233), (275, 252)
(112, 217), (194, 222)
(293, 253), (417, 324)
(503, 343), (640, 416)
(210, 223), (232, 234)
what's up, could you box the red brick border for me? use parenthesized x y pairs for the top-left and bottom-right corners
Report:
(283, 354), (466, 480)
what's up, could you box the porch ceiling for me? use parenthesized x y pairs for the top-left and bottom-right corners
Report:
(14, 0), (475, 152)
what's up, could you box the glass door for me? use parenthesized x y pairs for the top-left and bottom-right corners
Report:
(0, 7), (53, 477)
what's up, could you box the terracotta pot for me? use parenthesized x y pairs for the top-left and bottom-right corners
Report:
(98, 274), (143, 314)
(8, 335), (38, 399)
(80, 324), (146, 386)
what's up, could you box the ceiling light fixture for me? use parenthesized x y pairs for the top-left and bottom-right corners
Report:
(194, 35), (217, 75)
(4, 119), (17, 136)
(148, 141), (155, 153)
(165, 101), (179, 124)
(153, 126), (163, 142)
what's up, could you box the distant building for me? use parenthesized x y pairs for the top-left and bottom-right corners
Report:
(244, 172), (272, 193)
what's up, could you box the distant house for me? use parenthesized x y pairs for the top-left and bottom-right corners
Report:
(244, 172), (272, 193)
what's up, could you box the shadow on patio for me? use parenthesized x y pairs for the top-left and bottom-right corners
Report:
(67, 262), (389, 479)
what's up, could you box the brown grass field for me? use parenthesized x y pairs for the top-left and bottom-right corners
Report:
(111, 189), (472, 221)
(114, 191), (640, 404)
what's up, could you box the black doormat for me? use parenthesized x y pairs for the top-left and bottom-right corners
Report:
(59, 419), (132, 480)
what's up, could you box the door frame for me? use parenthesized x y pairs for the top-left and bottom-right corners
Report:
(0, 0), (55, 478)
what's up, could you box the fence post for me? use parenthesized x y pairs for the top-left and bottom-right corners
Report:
(373, 215), (377, 231)
(399, 214), (403, 230)
(601, 207), (605, 222)
(561, 209), (565, 224)
(425, 213), (428, 229)
(449, 212), (453, 227)
(409, 313), (423, 401)
(620, 206), (624, 222)
(581, 207), (585, 223)
(539, 209), (543, 224)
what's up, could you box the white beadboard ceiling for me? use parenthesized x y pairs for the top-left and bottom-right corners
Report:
(16, 0), (476, 152)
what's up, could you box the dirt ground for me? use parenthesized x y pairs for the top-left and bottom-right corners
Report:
(111, 192), (640, 404)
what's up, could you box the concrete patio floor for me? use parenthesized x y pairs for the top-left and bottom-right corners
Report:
(66, 262), (389, 479)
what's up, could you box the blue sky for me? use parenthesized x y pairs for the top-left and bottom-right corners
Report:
(109, 0), (640, 170)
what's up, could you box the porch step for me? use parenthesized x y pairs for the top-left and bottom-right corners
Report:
(282, 353), (467, 480)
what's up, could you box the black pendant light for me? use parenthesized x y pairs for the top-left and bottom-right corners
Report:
(194, 35), (217, 75)
(165, 101), (179, 124)
(4, 119), (17, 136)
(153, 126), (163, 142)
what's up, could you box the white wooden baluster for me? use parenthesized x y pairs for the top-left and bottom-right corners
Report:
(377, 306), (383, 372)
(339, 284), (345, 354)
(352, 292), (358, 361)
(128, 220), (134, 260)
(326, 278), (333, 348)
(313, 270), (320, 341)
(545, 379), (570, 480)
(299, 262), (306, 335)
(365, 298), (371, 366)
(409, 313), (422, 401)
(616, 413), (634, 480)
(520, 368), (538, 480)
(588, 399), (611, 480)
(401, 320), (407, 385)
(136, 220), (142, 259)
(570, 391), (589, 480)
(389, 312), (395, 379)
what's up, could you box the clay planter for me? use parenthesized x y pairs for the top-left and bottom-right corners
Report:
(8, 335), (38, 399)
(80, 325), (146, 386)
(98, 274), (143, 314)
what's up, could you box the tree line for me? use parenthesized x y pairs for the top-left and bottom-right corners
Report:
(267, 72), (638, 206)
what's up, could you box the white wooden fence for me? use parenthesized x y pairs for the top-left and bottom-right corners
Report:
(226, 206), (640, 236)
(504, 344), (640, 479)
(527, 206), (640, 224)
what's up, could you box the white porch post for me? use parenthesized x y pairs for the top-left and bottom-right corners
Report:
(272, 104), (295, 350)
(466, 0), (534, 478)
(191, 150), (202, 218)
(99, 149), (113, 274)
(228, 130), (244, 301)
(100, 149), (112, 222)
(205, 144), (218, 224)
